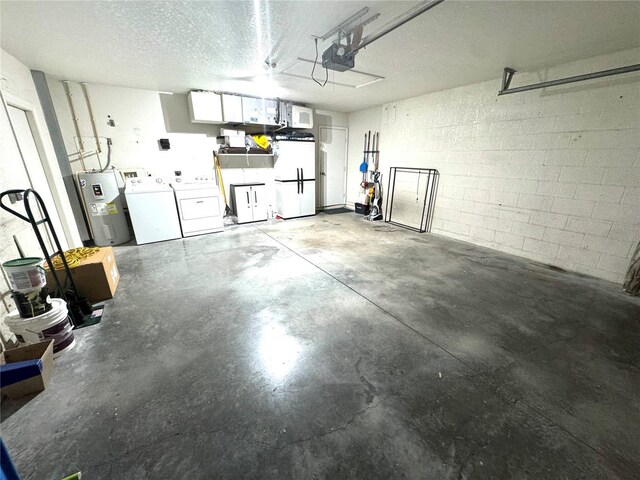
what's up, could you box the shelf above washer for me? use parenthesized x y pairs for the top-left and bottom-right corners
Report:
(217, 153), (274, 169)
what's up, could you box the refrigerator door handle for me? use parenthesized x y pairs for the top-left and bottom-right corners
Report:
(297, 168), (300, 194)
(301, 168), (304, 194)
(246, 190), (250, 206)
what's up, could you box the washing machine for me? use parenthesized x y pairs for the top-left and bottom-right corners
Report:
(125, 177), (182, 245)
(171, 175), (224, 237)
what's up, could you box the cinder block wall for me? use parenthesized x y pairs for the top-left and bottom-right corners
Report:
(377, 48), (640, 283)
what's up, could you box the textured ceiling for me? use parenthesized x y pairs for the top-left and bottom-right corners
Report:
(1, 1), (640, 112)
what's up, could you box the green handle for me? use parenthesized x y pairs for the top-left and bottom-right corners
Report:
(61, 473), (81, 480)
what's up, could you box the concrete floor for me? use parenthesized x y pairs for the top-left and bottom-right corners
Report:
(2, 213), (639, 479)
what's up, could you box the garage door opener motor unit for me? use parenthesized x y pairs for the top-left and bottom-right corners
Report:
(319, 0), (446, 74)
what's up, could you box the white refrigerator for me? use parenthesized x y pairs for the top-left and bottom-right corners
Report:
(274, 140), (316, 219)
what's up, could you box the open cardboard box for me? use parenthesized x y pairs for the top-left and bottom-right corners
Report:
(0, 340), (54, 399)
(46, 247), (120, 304)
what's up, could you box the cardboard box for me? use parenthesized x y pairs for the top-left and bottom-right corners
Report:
(220, 128), (245, 137)
(217, 135), (245, 148)
(46, 247), (120, 304)
(0, 340), (54, 399)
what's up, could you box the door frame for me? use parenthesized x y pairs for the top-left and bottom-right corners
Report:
(318, 126), (348, 208)
(1, 89), (74, 249)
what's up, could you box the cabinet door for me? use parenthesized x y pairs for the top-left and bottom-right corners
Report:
(188, 91), (222, 123)
(274, 141), (316, 181)
(242, 97), (265, 124)
(264, 99), (279, 125)
(300, 181), (316, 216)
(274, 141), (315, 180)
(222, 94), (243, 122)
(234, 186), (254, 223)
(297, 142), (316, 178)
(275, 182), (301, 219)
(251, 185), (268, 221)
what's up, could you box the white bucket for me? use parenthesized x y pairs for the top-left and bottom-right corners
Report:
(2, 257), (47, 293)
(5, 298), (76, 358)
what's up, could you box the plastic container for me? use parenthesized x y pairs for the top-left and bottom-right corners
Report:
(11, 288), (52, 318)
(3, 257), (52, 318)
(2, 257), (47, 292)
(5, 299), (76, 358)
(355, 202), (370, 215)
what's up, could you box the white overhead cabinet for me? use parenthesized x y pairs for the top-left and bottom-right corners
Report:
(221, 94), (244, 123)
(231, 183), (268, 224)
(242, 97), (279, 125)
(188, 91), (223, 123)
(188, 91), (308, 126)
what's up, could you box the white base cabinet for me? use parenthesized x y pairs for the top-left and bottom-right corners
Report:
(275, 180), (316, 219)
(231, 183), (268, 224)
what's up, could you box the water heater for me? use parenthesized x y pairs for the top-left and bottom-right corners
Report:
(76, 171), (130, 246)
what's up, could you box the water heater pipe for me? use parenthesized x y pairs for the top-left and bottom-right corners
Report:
(80, 82), (101, 154)
(62, 81), (86, 170)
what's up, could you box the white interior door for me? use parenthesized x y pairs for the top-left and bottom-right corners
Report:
(319, 127), (347, 208)
(6, 105), (63, 254)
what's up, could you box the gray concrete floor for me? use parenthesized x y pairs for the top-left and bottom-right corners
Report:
(2, 213), (639, 479)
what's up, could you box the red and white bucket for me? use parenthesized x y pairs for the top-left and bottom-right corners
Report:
(5, 298), (75, 358)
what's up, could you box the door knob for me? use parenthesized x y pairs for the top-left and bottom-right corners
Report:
(321, 172), (326, 176)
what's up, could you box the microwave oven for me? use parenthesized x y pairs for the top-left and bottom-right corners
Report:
(290, 105), (314, 129)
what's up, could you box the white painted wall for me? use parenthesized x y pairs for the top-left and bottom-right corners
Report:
(47, 80), (220, 178)
(314, 110), (348, 208)
(1, 50), (81, 250)
(346, 107), (382, 207)
(0, 86), (31, 328)
(0, 49), (81, 342)
(350, 47), (640, 284)
(47, 79), (346, 215)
